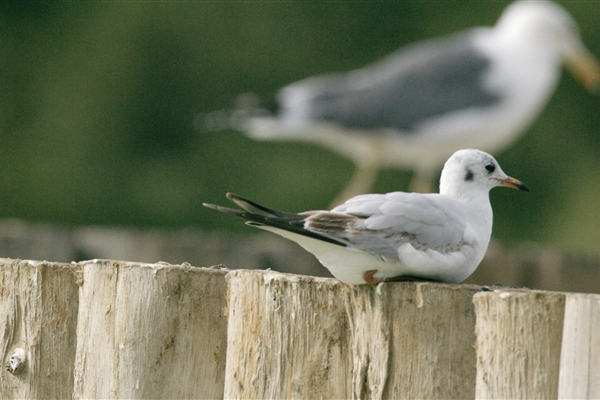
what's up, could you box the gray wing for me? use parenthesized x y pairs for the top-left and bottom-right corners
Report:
(205, 193), (468, 262)
(306, 192), (468, 261)
(278, 30), (501, 132)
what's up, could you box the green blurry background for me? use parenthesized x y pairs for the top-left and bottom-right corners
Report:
(1, 1), (599, 252)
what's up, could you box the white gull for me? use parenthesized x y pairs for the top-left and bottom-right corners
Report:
(203, 149), (528, 284)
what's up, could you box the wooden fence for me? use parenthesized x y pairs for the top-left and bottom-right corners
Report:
(0, 218), (600, 293)
(1, 259), (599, 399)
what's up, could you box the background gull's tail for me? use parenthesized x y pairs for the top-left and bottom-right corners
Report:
(194, 93), (275, 133)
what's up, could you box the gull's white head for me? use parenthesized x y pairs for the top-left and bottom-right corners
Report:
(495, 0), (600, 90)
(439, 149), (529, 199)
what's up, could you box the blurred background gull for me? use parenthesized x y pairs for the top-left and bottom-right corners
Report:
(1, 2), (600, 276)
(199, 0), (599, 205)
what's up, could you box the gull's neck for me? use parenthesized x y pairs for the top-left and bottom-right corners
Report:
(441, 184), (491, 205)
(441, 184), (494, 240)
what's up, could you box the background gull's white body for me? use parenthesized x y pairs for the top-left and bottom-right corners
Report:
(247, 25), (558, 174)
(234, 1), (598, 199)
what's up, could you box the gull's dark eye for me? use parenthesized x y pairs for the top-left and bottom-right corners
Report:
(485, 164), (495, 173)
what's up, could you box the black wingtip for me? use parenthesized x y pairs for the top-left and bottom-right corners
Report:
(225, 192), (257, 213)
(205, 193), (347, 247)
(224, 192), (292, 218)
(201, 202), (220, 211)
(226, 192), (242, 201)
(202, 202), (244, 217)
(202, 193), (245, 214)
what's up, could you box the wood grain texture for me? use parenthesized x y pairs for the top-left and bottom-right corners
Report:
(0, 259), (80, 399)
(72, 260), (228, 399)
(4, 255), (600, 399)
(474, 290), (566, 399)
(558, 293), (600, 399)
(225, 269), (480, 399)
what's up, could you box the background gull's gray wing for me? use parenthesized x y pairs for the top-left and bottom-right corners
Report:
(307, 192), (468, 261)
(278, 31), (502, 132)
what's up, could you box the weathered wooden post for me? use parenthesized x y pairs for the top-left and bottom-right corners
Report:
(72, 260), (228, 399)
(0, 259), (80, 399)
(558, 293), (600, 399)
(225, 269), (480, 399)
(473, 290), (566, 398)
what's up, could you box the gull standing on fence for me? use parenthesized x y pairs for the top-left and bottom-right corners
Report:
(204, 149), (528, 285)
(199, 0), (598, 206)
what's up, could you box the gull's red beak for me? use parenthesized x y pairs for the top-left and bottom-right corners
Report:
(497, 176), (529, 192)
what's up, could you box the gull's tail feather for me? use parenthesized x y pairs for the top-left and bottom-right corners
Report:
(226, 192), (294, 218)
(203, 193), (345, 246)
